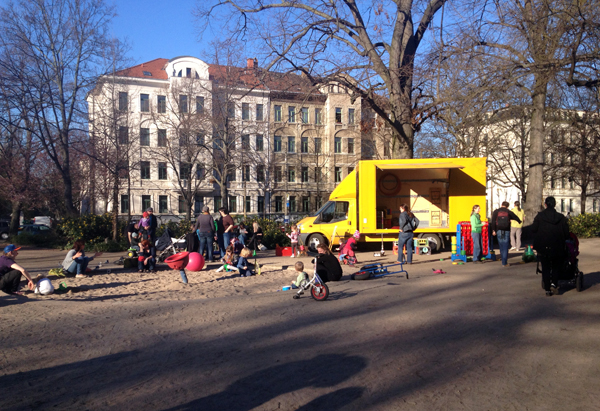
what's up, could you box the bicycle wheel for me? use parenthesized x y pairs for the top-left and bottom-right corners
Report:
(311, 282), (329, 301)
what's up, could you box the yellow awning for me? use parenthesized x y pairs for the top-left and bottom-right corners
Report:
(375, 163), (464, 170)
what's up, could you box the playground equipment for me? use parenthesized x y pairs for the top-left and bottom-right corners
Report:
(451, 221), (495, 263)
(351, 262), (409, 281)
(165, 252), (191, 284)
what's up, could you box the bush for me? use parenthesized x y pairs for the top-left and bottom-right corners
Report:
(239, 217), (293, 249)
(57, 213), (126, 245)
(91, 240), (128, 253)
(568, 213), (600, 238)
(156, 219), (193, 239)
(11, 232), (62, 248)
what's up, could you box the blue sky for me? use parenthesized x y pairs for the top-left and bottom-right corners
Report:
(111, 0), (214, 65)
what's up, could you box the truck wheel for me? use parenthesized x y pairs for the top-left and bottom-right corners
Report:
(308, 234), (327, 251)
(419, 233), (441, 253)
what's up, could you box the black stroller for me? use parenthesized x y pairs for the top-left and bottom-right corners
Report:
(536, 232), (584, 292)
(156, 228), (186, 262)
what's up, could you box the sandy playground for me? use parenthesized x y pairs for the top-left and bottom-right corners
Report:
(1, 239), (600, 410)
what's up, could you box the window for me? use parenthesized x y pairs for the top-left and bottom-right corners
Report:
(301, 107), (309, 123)
(227, 167), (236, 182)
(315, 108), (322, 125)
(561, 199), (565, 213)
(118, 160), (128, 179)
(196, 133), (205, 146)
(186, 67), (192, 78)
(194, 195), (203, 214)
(274, 135), (282, 152)
(140, 94), (149, 112)
(256, 134), (264, 151)
(348, 166), (354, 175)
(158, 162), (167, 180)
(158, 129), (167, 147)
(256, 104), (263, 121)
(258, 196), (264, 213)
(348, 138), (354, 154)
(245, 196), (251, 213)
(594, 199), (597, 213)
(178, 196), (186, 214)
(315, 167), (322, 182)
(301, 166), (309, 182)
(118, 92), (128, 111)
(288, 167), (295, 182)
(118, 126), (129, 145)
(196, 96), (204, 114)
(141, 161), (150, 180)
(301, 137), (308, 153)
(316, 197), (323, 210)
(274, 105), (282, 122)
(142, 195), (151, 211)
(319, 201), (349, 223)
(120, 195), (129, 213)
(229, 196), (237, 213)
(196, 165), (205, 179)
(275, 166), (282, 182)
(314, 138), (322, 154)
(227, 101), (235, 119)
(551, 178), (556, 189)
(242, 103), (250, 120)
(384, 143), (390, 157)
(140, 128), (150, 146)
(334, 137), (342, 153)
(289, 196), (296, 213)
(157, 95), (166, 113)
(348, 108), (355, 124)
(243, 165), (250, 181)
(570, 179), (574, 189)
(214, 196), (222, 211)
(179, 132), (189, 146)
(288, 136), (295, 153)
(335, 107), (342, 123)
(569, 199), (573, 212)
(242, 134), (250, 150)
(180, 162), (191, 180)
(257, 165), (265, 182)
(288, 106), (296, 123)
(275, 196), (283, 212)
(159, 195), (168, 213)
(335, 167), (342, 182)
(302, 196), (310, 213)
(180, 95), (188, 113)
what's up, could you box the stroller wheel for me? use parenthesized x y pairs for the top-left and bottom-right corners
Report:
(576, 271), (584, 292)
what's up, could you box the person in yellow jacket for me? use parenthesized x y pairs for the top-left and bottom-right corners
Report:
(510, 201), (525, 251)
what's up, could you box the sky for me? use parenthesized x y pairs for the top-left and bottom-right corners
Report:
(110, 0), (215, 66)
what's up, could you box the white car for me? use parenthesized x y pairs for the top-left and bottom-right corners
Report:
(33, 216), (53, 227)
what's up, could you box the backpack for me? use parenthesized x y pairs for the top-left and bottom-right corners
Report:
(410, 215), (420, 231)
(495, 209), (510, 231)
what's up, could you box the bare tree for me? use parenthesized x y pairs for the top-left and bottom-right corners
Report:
(196, 0), (447, 159)
(0, 0), (124, 216)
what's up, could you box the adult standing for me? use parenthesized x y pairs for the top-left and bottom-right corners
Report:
(126, 219), (139, 248)
(146, 207), (158, 246)
(247, 222), (263, 255)
(510, 201), (525, 251)
(0, 245), (34, 295)
(397, 204), (416, 265)
(491, 201), (522, 267)
(218, 207), (234, 260)
(470, 205), (485, 264)
(193, 206), (216, 262)
(531, 196), (570, 296)
(314, 244), (343, 282)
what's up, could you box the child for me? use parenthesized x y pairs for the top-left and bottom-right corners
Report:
(286, 224), (300, 258)
(339, 230), (359, 265)
(139, 212), (150, 240)
(137, 239), (156, 273)
(216, 245), (239, 272)
(238, 222), (248, 246)
(237, 247), (255, 277)
(291, 261), (309, 289)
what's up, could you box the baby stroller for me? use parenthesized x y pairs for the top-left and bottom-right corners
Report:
(536, 232), (584, 292)
(156, 228), (186, 262)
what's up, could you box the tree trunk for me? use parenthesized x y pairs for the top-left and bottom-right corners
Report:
(523, 76), (548, 225)
(112, 176), (119, 242)
(62, 172), (78, 216)
(580, 187), (587, 214)
(9, 201), (22, 236)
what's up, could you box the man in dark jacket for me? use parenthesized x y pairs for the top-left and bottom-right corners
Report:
(146, 208), (158, 245)
(531, 196), (570, 296)
(193, 206), (216, 262)
(491, 201), (522, 267)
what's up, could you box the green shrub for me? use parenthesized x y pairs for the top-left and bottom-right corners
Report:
(568, 213), (600, 238)
(91, 240), (128, 252)
(57, 213), (126, 245)
(156, 219), (193, 239)
(238, 217), (294, 249)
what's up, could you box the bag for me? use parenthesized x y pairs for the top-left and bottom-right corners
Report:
(495, 209), (510, 231)
(411, 216), (420, 230)
(35, 278), (55, 295)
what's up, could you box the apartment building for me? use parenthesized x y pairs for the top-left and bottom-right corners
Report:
(86, 56), (364, 219)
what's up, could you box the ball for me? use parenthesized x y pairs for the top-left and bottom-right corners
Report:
(186, 252), (205, 272)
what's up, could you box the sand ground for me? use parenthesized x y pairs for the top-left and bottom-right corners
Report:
(1, 240), (600, 410)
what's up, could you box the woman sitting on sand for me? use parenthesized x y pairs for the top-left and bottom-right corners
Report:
(314, 244), (343, 283)
(138, 240), (156, 273)
(62, 240), (102, 278)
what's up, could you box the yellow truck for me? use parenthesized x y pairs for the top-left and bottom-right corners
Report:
(297, 157), (487, 252)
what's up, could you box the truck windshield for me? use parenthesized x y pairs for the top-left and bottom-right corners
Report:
(313, 201), (349, 223)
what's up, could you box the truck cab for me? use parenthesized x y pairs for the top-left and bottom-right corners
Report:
(297, 199), (356, 250)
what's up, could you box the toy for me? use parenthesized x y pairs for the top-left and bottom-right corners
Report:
(351, 262), (409, 281)
(522, 245), (536, 263)
(186, 252), (205, 271)
(164, 252), (190, 283)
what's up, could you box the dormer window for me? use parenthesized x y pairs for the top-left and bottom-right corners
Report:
(177, 69), (182, 77)
(143, 71), (152, 77)
(186, 68), (191, 78)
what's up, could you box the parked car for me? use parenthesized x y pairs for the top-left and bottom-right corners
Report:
(18, 224), (52, 235)
(33, 216), (53, 227)
(0, 220), (9, 240)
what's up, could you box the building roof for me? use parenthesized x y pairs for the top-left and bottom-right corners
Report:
(114, 58), (169, 80)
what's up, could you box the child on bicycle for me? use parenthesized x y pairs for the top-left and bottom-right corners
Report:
(291, 261), (309, 289)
